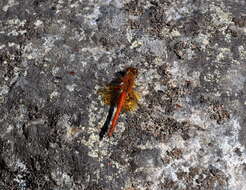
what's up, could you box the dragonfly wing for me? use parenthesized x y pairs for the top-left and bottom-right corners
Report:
(123, 90), (141, 111)
(98, 85), (121, 105)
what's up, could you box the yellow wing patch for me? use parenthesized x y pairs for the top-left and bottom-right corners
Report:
(98, 85), (120, 105)
(98, 85), (140, 112)
(123, 90), (141, 111)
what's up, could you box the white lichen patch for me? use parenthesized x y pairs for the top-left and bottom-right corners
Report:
(238, 45), (246, 60)
(209, 3), (233, 30)
(34, 20), (43, 27)
(170, 29), (181, 37)
(15, 159), (27, 172)
(0, 84), (9, 103)
(51, 169), (73, 187)
(135, 54), (245, 190)
(81, 47), (111, 61)
(0, 85), (9, 96)
(203, 69), (221, 82)
(139, 68), (161, 86)
(146, 114), (246, 190)
(52, 67), (60, 75)
(58, 114), (88, 147)
(137, 67), (161, 98)
(137, 37), (167, 57)
(2, 0), (19, 12)
(7, 18), (26, 26)
(4, 18), (27, 37)
(194, 33), (210, 50)
(221, 67), (246, 93)
(167, 60), (200, 87)
(0, 44), (6, 49)
(70, 1), (80, 8)
(23, 42), (41, 60)
(23, 35), (64, 61)
(69, 28), (86, 42)
(12, 159), (29, 190)
(0, 125), (14, 138)
(65, 84), (77, 92)
(50, 91), (60, 99)
(165, 2), (191, 22)
(79, 88), (115, 159)
(111, 11), (127, 29)
(153, 57), (164, 66)
(83, 5), (101, 26)
(8, 29), (27, 36)
(43, 35), (63, 54)
(126, 27), (134, 43)
(174, 105), (210, 130)
(214, 119), (246, 190)
(216, 47), (233, 62)
(130, 40), (143, 49)
(154, 83), (167, 92)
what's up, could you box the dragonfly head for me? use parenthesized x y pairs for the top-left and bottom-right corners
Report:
(126, 67), (138, 76)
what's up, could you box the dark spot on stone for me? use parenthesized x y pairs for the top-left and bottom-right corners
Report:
(160, 178), (178, 189)
(69, 111), (82, 127)
(234, 147), (242, 156)
(166, 148), (183, 160)
(232, 16), (246, 27)
(210, 103), (230, 124)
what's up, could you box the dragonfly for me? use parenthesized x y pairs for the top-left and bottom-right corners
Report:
(98, 67), (140, 137)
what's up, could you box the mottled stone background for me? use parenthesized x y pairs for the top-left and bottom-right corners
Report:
(0, 0), (246, 189)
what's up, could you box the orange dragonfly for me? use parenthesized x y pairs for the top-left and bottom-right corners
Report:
(98, 67), (140, 137)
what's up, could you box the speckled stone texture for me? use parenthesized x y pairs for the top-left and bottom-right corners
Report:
(0, 0), (246, 189)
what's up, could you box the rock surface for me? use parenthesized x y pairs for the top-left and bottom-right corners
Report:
(0, 0), (246, 189)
